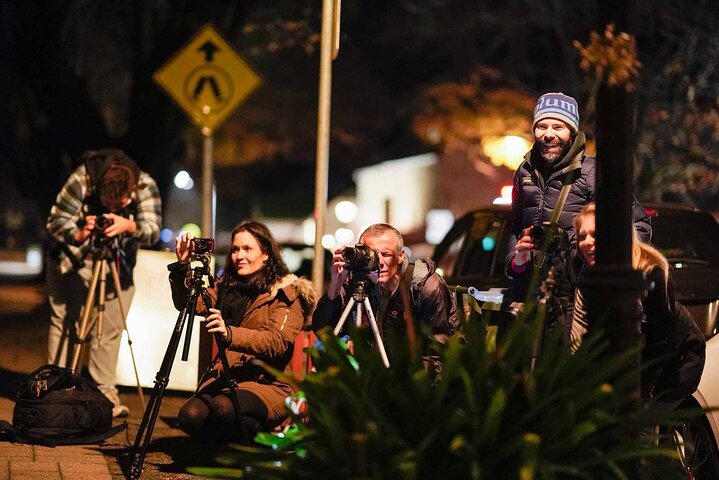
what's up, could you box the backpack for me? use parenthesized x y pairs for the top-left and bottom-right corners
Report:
(5, 364), (126, 446)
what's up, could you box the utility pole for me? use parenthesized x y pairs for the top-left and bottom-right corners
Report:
(312, 0), (341, 294)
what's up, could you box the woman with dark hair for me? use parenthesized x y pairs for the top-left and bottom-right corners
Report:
(169, 221), (317, 443)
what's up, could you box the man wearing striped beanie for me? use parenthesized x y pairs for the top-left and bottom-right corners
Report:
(505, 92), (652, 332)
(531, 92), (580, 165)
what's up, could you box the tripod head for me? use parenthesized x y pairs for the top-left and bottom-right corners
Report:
(88, 230), (122, 260)
(187, 251), (214, 289)
(346, 269), (376, 302)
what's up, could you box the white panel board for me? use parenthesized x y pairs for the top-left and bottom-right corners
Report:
(116, 249), (206, 391)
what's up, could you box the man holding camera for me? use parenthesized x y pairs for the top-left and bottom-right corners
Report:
(46, 149), (161, 417)
(312, 223), (458, 358)
(506, 92), (651, 311)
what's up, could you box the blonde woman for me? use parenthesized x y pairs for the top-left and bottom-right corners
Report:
(571, 203), (704, 405)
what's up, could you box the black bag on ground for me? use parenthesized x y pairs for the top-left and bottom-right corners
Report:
(10, 364), (125, 446)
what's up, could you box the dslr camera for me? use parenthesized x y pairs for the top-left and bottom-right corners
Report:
(94, 214), (114, 233)
(342, 244), (380, 272)
(529, 221), (568, 253)
(190, 237), (215, 255)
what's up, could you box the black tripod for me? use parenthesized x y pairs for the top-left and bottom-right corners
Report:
(129, 253), (248, 479)
(332, 272), (390, 368)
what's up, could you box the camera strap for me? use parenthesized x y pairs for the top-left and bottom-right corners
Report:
(534, 182), (572, 268)
(551, 182), (572, 225)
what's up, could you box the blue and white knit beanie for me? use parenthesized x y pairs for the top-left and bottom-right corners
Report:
(532, 92), (580, 133)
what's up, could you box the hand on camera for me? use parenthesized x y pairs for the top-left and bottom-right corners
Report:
(73, 215), (96, 244)
(101, 213), (136, 237)
(205, 308), (228, 342)
(513, 226), (537, 267)
(327, 246), (350, 299)
(175, 232), (194, 264)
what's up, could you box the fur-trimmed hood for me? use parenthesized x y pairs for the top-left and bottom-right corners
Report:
(271, 274), (319, 316)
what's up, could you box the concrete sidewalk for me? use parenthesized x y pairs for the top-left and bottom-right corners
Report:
(1, 443), (115, 480)
(0, 390), (220, 480)
(0, 285), (221, 480)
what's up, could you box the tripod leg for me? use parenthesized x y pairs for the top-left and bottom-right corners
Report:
(70, 259), (103, 373)
(96, 261), (107, 341)
(333, 298), (356, 336)
(362, 298), (390, 368)
(108, 260), (145, 408)
(131, 290), (199, 480)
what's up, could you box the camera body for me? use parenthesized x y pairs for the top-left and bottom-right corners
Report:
(190, 237), (215, 255)
(342, 244), (380, 272)
(529, 221), (568, 254)
(94, 214), (114, 232)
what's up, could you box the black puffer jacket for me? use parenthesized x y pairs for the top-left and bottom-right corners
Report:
(506, 131), (652, 277)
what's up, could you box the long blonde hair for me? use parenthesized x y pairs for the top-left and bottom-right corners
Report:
(574, 203), (668, 283)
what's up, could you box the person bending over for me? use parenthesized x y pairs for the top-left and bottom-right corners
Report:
(47, 149), (161, 418)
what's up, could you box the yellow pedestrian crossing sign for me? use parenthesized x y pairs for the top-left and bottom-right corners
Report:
(153, 24), (262, 134)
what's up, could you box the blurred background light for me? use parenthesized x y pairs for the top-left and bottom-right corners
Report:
(160, 228), (174, 243)
(482, 236), (496, 251)
(334, 227), (354, 245)
(425, 209), (454, 245)
(321, 234), (336, 251)
(180, 222), (202, 237)
(281, 247), (303, 273)
(484, 135), (531, 170)
(334, 200), (358, 224)
(302, 218), (316, 246)
(493, 185), (513, 205)
(173, 170), (194, 190)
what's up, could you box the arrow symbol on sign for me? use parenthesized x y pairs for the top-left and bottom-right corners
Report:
(198, 41), (220, 62)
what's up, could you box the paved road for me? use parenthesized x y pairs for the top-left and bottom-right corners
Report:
(0, 283), (227, 479)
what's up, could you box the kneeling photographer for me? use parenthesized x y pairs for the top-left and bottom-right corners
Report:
(312, 223), (458, 364)
(168, 222), (317, 444)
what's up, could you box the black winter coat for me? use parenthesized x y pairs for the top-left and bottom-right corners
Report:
(508, 132), (651, 266)
(505, 132), (651, 298)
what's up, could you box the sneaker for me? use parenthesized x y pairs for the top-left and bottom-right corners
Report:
(99, 385), (130, 418)
(112, 403), (130, 418)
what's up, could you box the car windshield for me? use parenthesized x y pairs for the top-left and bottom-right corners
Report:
(651, 215), (719, 266)
(451, 214), (507, 277)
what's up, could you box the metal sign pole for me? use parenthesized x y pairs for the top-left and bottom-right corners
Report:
(312, 0), (340, 293)
(202, 129), (214, 238)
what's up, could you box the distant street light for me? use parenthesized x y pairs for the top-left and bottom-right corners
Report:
(334, 227), (354, 245)
(302, 218), (316, 246)
(483, 135), (531, 170)
(321, 234), (336, 251)
(173, 170), (194, 190)
(334, 200), (358, 224)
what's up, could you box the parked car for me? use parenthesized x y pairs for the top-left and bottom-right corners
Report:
(432, 202), (719, 478)
(432, 202), (719, 334)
